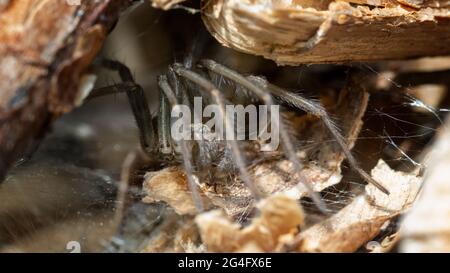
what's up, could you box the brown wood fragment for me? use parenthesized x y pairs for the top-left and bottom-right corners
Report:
(195, 194), (304, 252)
(294, 160), (422, 253)
(0, 0), (135, 180)
(201, 0), (450, 65)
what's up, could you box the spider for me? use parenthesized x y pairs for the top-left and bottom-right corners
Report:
(90, 58), (389, 214)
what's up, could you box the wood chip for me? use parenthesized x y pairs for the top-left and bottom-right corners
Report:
(142, 167), (213, 215)
(195, 194), (304, 252)
(201, 0), (450, 64)
(141, 214), (203, 253)
(295, 160), (422, 252)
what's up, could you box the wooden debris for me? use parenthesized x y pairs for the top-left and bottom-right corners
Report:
(195, 194), (304, 252)
(295, 160), (422, 252)
(200, 0), (450, 64)
(0, 0), (134, 181)
(400, 117), (450, 252)
(190, 160), (422, 253)
(141, 213), (203, 253)
(142, 167), (213, 215)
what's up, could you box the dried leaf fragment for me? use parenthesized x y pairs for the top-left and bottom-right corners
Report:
(141, 215), (202, 253)
(142, 167), (213, 215)
(195, 194), (304, 252)
(296, 160), (422, 252)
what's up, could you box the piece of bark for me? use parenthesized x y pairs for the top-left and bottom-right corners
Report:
(142, 167), (214, 215)
(0, 0), (135, 181)
(386, 57), (450, 73)
(343, 0), (450, 8)
(400, 117), (450, 253)
(140, 213), (202, 253)
(195, 194), (304, 253)
(201, 0), (450, 65)
(294, 160), (422, 253)
(143, 160), (422, 253)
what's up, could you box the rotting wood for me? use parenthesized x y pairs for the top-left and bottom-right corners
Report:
(201, 0), (450, 65)
(150, 0), (450, 65)
(152, 0), (450, 65)
(0, 0), (136, 181)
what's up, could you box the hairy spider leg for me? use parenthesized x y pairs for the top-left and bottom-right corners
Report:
(199, 59), (328, 214)
(168, 67), (192, 108)
(173, 63), (263, 201)
(157, 80), (173, 155)
(99, 59), (156, 155)
(90, 59), (164, 233)
(90, 60), (206, 212)
(86, 82), (133, 100)
(158, 74), (205, 212)
(266, 83), (390, 195)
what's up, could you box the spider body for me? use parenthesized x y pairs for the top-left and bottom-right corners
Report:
(93, 58), (389, 214)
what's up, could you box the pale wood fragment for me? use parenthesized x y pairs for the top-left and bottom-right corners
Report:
(200, 0), (450, 64)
